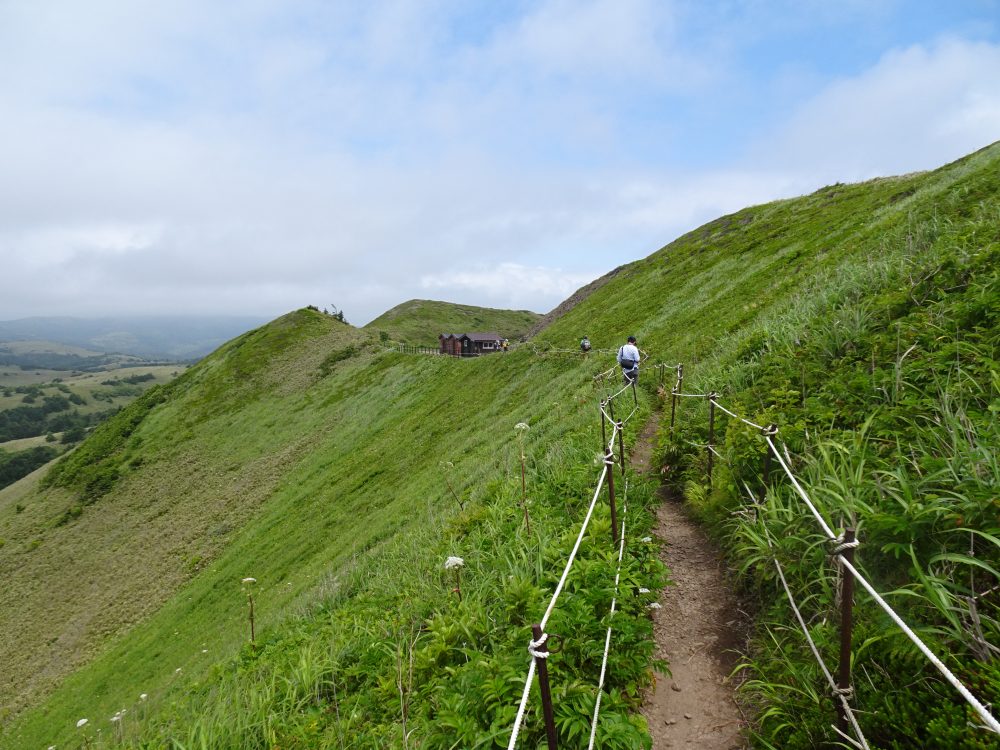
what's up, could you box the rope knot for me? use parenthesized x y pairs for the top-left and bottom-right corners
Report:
(528, 633), (550, 659)
(603, 451), (616, 466)
(761, 423), (779, 437)
(708, 391), (720, 400)
(833, 684), (855, 700)
(830, 533), (860, 557)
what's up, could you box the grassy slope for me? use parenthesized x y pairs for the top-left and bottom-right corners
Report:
(4, 142), (998, 748)
(540, 141), (1000, 747)
(3, 310), (660, 749)
(364, 299), (541, 347)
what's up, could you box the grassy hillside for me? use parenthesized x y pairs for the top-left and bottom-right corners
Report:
(364, 299), (541, 347)
(3, 141), (998, 749)
(539, 141), (1000, 747)
(2, 310), (662, 749)
(0, 364), (184, 490)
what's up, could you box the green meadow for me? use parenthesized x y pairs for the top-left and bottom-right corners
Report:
(1, 142), (998, 748)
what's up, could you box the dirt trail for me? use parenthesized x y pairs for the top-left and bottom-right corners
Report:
(632, 414), (749, 749)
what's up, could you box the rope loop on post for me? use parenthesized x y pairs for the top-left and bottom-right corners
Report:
(603, 451), (616, 467)
(833, 685), (855, 700)
(708, 391), (720, 401)
(761, 423), (779, 437)
(528, 633), (550, 659)
(831, 534), (861, 557)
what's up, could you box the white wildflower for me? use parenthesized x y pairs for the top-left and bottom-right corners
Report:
(202, 649), (208, 653)
(638, 588), (650, 594)
(641, 536), (652, 543)
(241, 577), (257, 584)
(175, 667), (182, 674)
(647, 602), (662, 610)
(139, 693), (148, 701)
(110, 714), (121, 723)
(514, 422), (529, 432)
(444, 556), (465, 570)
(76, 719), (88, 728)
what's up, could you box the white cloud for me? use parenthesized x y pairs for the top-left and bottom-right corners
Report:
(0, 3), (997, 327)
(420, 262), (597, 311)
(756, 38), (1000, 180)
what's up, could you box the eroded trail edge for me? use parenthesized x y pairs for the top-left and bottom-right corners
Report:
(633, 414), (749, 749)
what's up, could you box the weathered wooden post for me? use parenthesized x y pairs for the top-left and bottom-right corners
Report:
(616, 420), (626, 476)
(836, 528), (857, 737)
(707, 392), (718, 487)
(605, 447), (619, 546)
(600, 399), (608, 453)
(670, 364), (683, 432)
(531, 624), (559, 750)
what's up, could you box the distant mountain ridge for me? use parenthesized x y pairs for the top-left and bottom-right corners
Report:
(0, 315), (267, 360)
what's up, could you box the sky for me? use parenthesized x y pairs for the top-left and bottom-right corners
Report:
(1, 0), (998, 325)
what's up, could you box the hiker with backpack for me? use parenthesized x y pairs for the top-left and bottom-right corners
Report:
(617, 335), (640, 384)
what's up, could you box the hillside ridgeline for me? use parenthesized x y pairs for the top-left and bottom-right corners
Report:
(364, 299), (541, 347)
(2, 141), (998, 748)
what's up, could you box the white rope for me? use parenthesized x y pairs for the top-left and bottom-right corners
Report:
(675, 365), (1000, 738)
(540, 463), (609, 631)
(762, 524), (871, 749)
(676, 391), (709, 398)
(587, 480), (629, 750)
(839, 556), (1000, 734)
(506, 658), (538, 750)
(528, 633), (550, 660)
(607, 382), (632, 401)
(507, 408), (619, 747)
(764, 435), (838, 540)
(712, 399), (767, 431)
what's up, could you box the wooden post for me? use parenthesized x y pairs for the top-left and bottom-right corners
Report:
(670, 386), (677, 432)
(616, 420), (626, 477)
(707, 393), (717, 487)
(600, 399), (608, 454)
(836, 528), (857, 737)
(532, 624), (559, 750)
(606, 448), (619, 546)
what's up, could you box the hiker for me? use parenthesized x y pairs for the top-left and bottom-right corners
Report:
(580, 336), (591, 353)
(502, 339), (509, 352)
(617, 335), (640, 384)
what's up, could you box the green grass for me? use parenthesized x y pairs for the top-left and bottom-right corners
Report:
(3, 141), (1000, 749)
(364, 299), (541, 347)
(2, 309), (663, 749)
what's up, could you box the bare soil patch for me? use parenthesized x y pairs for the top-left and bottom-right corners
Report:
(633, 414), (750, 749)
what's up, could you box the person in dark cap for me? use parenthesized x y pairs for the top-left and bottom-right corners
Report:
(617, 335), (640, 384)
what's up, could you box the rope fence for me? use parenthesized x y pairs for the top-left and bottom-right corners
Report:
(390, 339), (997, 742)
(658, 362), (1000, 741)
(506, 371), (644, 749)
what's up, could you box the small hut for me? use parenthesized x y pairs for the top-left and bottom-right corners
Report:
(439, 332), (503, 356)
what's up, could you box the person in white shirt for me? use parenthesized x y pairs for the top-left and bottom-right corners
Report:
(617, 335), (640, 384)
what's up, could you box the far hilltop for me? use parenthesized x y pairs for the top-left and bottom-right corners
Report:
(364, 299), (541, 347)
